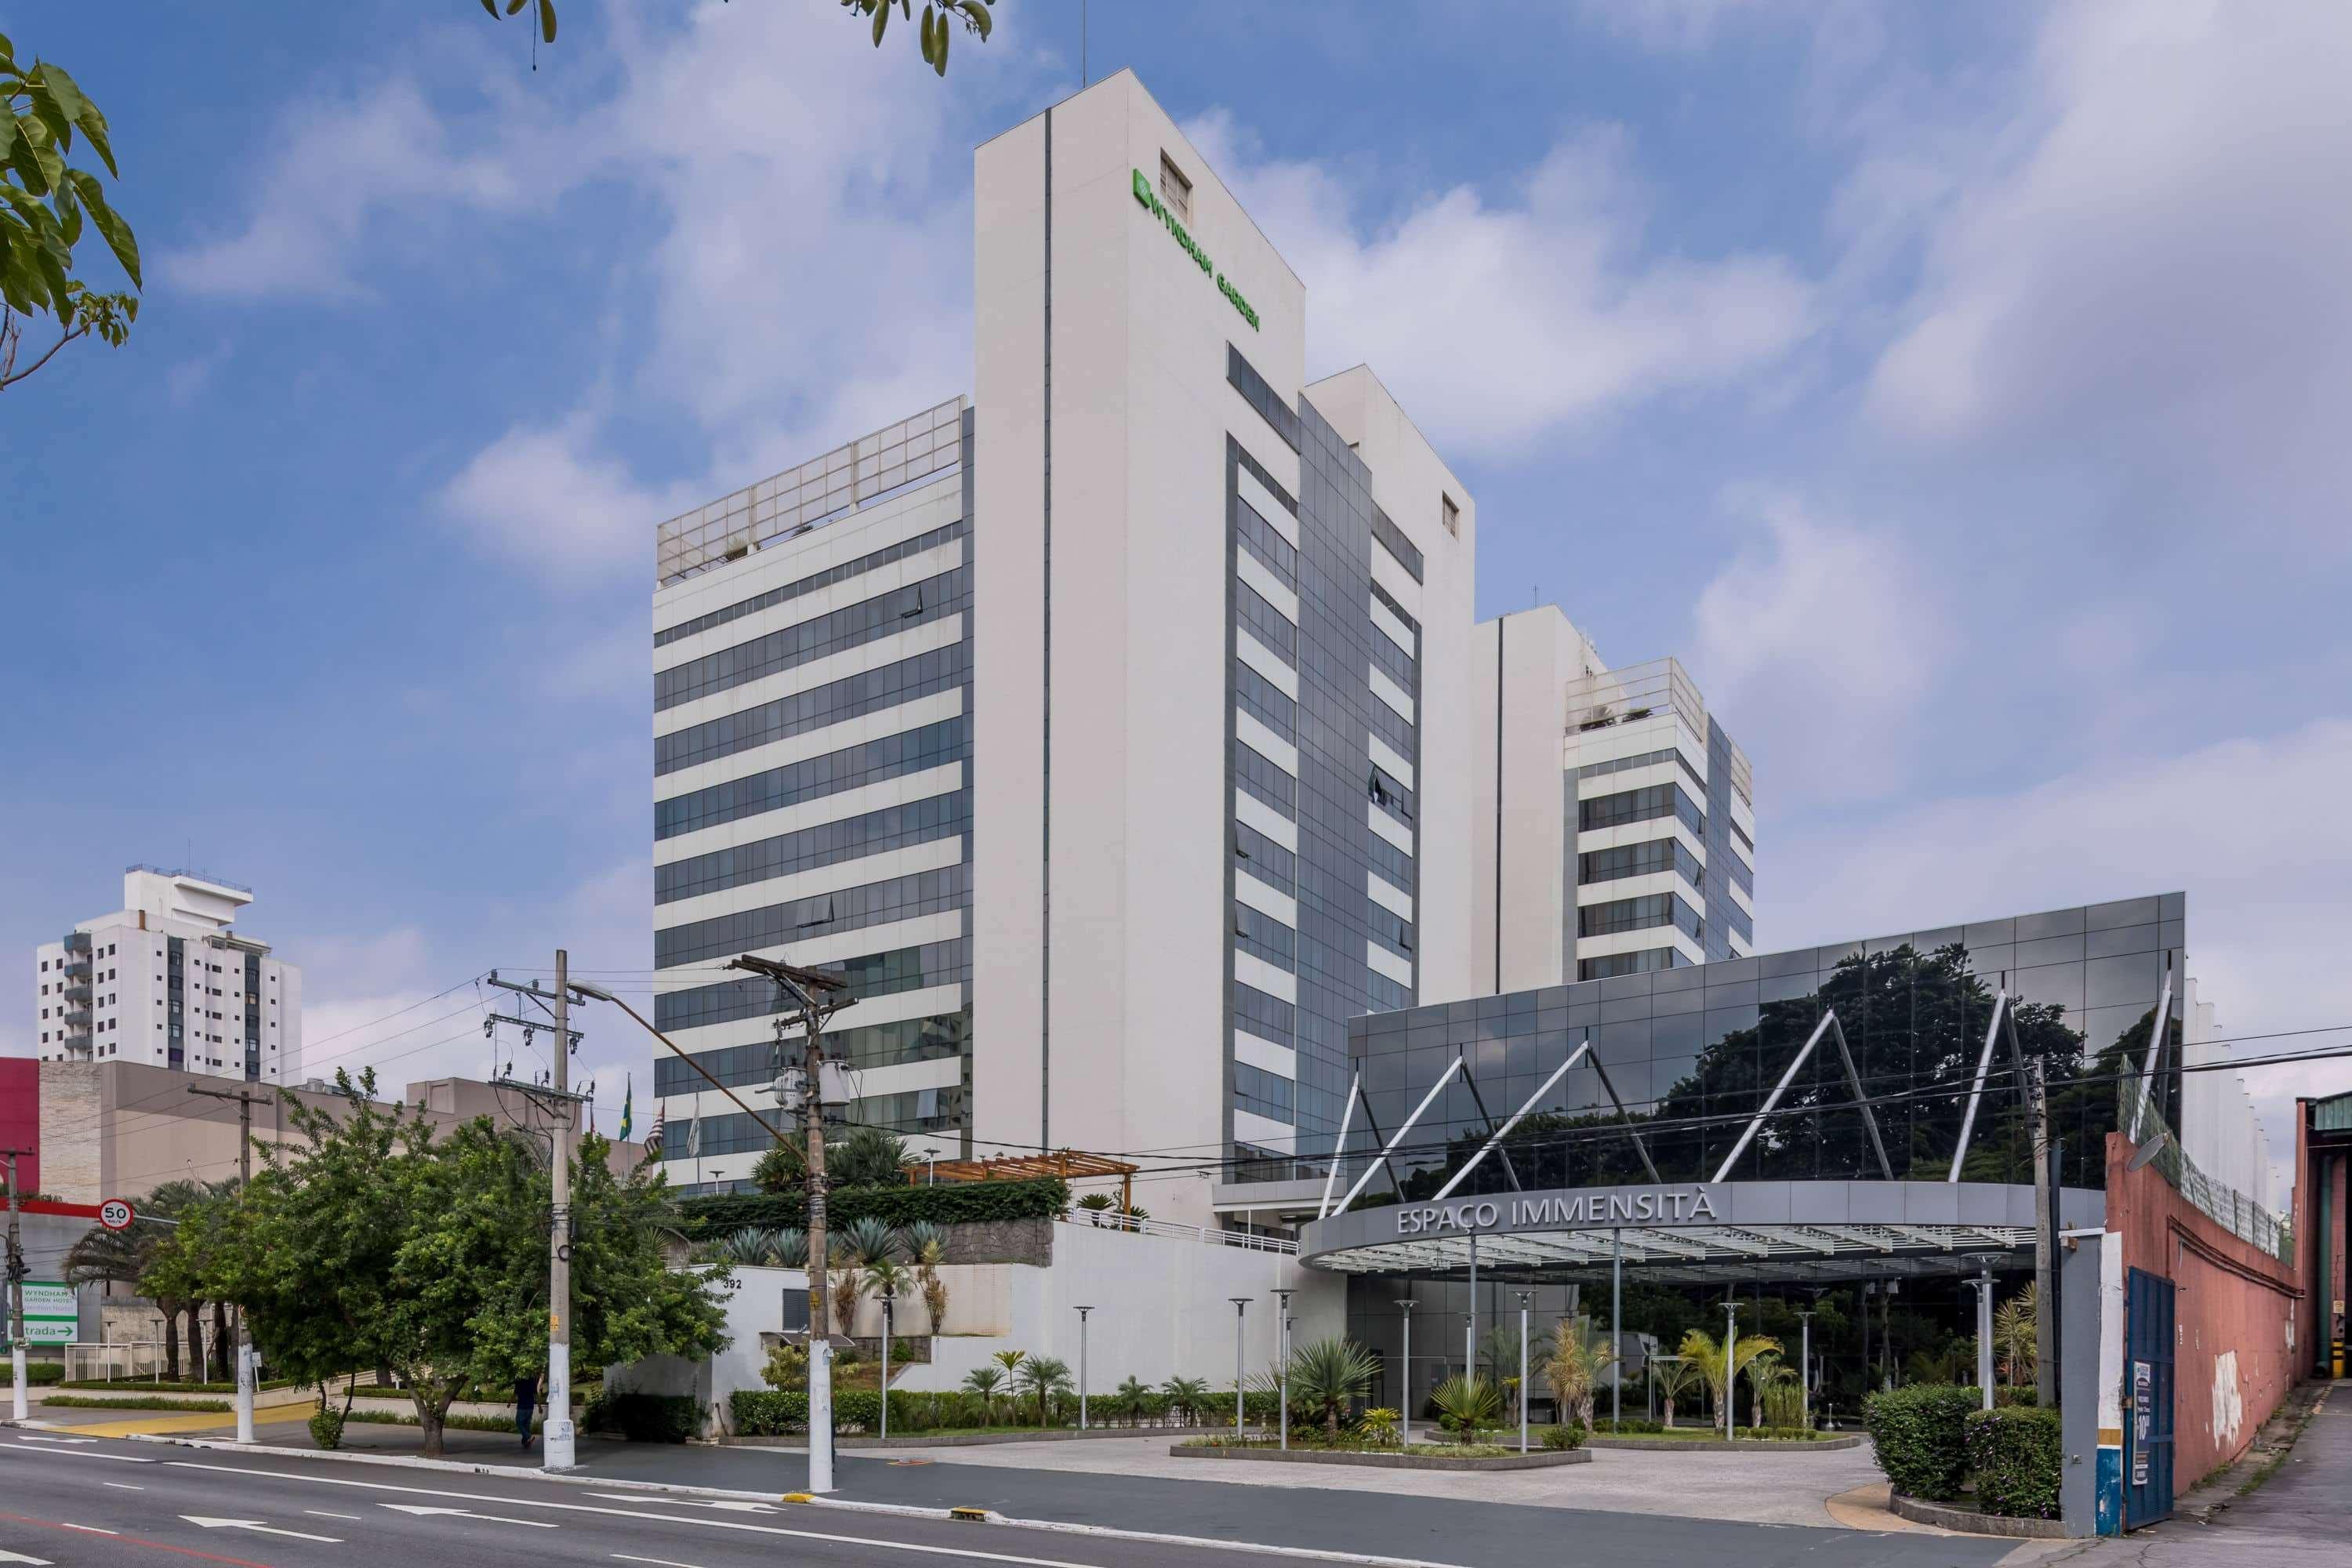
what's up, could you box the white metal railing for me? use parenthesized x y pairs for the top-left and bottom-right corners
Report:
(1062, 1205), (1298, 1255)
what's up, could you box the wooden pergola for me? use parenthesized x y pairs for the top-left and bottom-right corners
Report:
(920, 1149), (1139, 1210)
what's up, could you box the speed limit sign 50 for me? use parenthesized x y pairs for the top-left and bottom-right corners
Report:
(99, 1198), (136, 1231)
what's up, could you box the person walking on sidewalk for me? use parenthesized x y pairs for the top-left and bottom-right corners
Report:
(514, 1372), (539, 1447)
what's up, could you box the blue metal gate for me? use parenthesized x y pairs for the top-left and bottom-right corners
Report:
(2125, 1267), (2175, 1528)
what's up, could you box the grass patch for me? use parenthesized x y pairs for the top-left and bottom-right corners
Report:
(42, 1395), (233, 1412)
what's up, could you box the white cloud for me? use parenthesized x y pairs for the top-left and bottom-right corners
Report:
(437, 412), (697, 590)
(165, 78), (528, 301)
(1188, 118), (1816, 456)
(1763, 717), (2352, 1179)
(1690, 488), (1950, 803)
(1863, 2), (2352, 539)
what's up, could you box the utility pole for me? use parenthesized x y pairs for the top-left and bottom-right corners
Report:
(486, 960), (597, 1472)
(5, 1150), (30, 1422)
(187, 1087), (265, 1443)
(2028, 1057), (2057, 1406)
(727, 953), (853, 1494)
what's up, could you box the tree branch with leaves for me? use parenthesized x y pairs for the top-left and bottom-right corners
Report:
(1, 32), (139, 394)
(483, 1), (996, 78)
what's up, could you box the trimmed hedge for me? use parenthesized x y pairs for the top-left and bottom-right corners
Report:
(731, 1386), (1227, 1436)
(1864, 1385), (1976, 1501)
(1965, 1406), (2062, 1519)
(678, 1177), (1070, 1239)
(0, 1361), (66, 1387)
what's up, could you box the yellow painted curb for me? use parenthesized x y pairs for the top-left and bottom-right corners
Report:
(50, 1410), (246, 1439)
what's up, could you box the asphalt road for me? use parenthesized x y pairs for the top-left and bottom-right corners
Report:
(0, 1432), (1280, 1568)
(0, 1428), (2016, 1568)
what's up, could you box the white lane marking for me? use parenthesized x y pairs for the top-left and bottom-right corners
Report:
(613, 1557), (704, 1568)
(0, 1551), (56, 1564)
(306, 1511), (365, 1522)
(101, 1483), (143, 1491)
(380, 1504), (556, 1530)
(10, 1439), (154, 1462)
(587, 1494), (778, 1514)
(57, 1526), (118, 1535)
(160, 1462), (1166, 1567)
(181, 1516), (345, 1544)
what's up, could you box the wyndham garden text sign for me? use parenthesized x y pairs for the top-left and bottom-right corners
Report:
(1131, 169), (1260, 332)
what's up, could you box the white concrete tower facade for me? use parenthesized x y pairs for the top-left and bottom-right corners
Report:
(31, 866), (303, 1084)
(973, 72), (1475, 1207)
(1473, 615), (1755, 990)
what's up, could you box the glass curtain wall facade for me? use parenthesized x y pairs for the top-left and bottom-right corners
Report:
(1314, 895), (2184, 1200)
(1224, 349), (1424, 1169)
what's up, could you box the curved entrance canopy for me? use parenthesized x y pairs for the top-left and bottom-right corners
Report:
(1298, 1180), (2104, 1284)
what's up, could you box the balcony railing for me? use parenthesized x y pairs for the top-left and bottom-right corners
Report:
(60, 1008), (92, 1030)
(63, 956), (91, 979)
(63, 982), (92, 1006)
(64, 931), (91, 953)
(1062, 1204), (1299, 1255)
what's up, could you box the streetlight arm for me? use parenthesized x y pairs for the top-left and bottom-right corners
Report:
(570, 982), (789, 1143)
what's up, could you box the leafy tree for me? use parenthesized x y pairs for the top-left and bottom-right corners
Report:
(484, 1), (996, 78)
(829, 1127), (917, 1189)
(61, 1180), (201, 1380)
(751, 1141), (806, 1195)
(1112, 1374), (1153, 1425)
(1283, 1336), (1378, 1439)
(210, 1070), (730, 1456)
(2, 33), (138, 393)
(1160, 1374), (1209, 1424)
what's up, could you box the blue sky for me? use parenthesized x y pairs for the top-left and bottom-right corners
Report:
(5, 2), (2349, 1184)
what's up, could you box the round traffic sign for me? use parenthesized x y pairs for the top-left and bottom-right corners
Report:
(98, 1198), (136, 1231)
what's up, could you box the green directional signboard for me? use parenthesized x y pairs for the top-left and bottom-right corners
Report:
(22, 1282), (77, 1345)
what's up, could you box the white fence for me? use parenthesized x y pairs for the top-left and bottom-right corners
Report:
(1064, 1204), (1299, 1255)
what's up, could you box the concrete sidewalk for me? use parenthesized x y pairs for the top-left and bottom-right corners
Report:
(2082, 1384), (2345, 1568)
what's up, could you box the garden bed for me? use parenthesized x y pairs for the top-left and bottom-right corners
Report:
(728, 1425), (1232, 1450)
(1889, 1493), (2067, 1539)
(1587, 1432), (1862, 1452)
(1174, 1442), (1591, 1471)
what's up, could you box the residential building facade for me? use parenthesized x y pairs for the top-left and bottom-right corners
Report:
(30, 866), (302, 1085)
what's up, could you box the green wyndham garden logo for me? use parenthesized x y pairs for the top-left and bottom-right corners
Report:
(1132, 168), (1260, 332)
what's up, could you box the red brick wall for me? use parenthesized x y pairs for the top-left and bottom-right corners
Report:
(2106, 1131), (2300, 1489)
(0, 1058), (35, 1194)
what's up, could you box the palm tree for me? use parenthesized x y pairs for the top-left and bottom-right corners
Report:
(1014, 1355), (1073, 1426)
(1112, 1374), (1154, 1427)
(960, 1364), (1005, 1420)
(903, 1220), (949, 1332)
(829, 1127), (916, 1189)
(1650, 1354), (1701, 1429)
(1744, 1351), (1800, 1428)
(1541, 1316), (1620, 1429)
(1429, 1374), (1503, 1445)
(1283, 1337), (1379, 1439)
(1160, 1374), (1210, 1425)
(864, 1258), (915, 1353)
(1993, 1284), (2038, 1388)
(64, 1178), (203, 1381)
(830, 1217), (902, 1333)
(1678, 1329), (1781, 1433)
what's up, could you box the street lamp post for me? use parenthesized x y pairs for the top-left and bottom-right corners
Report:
(1724, 1294), (1740, 1443)
(1515, 1290), (1532, 1454)
(1394, 1297), (1417, 1448)
(1273, 1289), (1294, 1451)
(1076, 1306), (1093, 1431)
(1229, 1298), (1251, 1438)
(879, 1282), (895, 1441)
(1796, 1309), (1816, 1431)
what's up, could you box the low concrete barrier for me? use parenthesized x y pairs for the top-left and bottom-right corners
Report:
(1889, 1494), (2067, 1538)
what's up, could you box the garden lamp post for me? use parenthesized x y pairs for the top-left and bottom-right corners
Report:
(1515, 1290), (1532, 1454)
(1724, 1294), (1739, 1443)
(1229, 1298), (1251, 1437)
(1962, 1256), (2001, 1411)
(1273, 1288), (1294, 1450)
(1796, 1309), (1816, 1430)
(1394, 1297), (1417, 1447)
(1076, 1306), (1093, 1431)
(879, 1280), (895, 1441)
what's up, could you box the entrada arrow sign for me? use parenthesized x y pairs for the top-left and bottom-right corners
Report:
(379, 1504), (556, 1528)
(180, 1516), (343, 1543)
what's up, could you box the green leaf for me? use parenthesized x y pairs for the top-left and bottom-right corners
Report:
(920, 5), (934, 63)
(479, 0), (499, 15)
(25, 78), (74, 154)
(505, 0), (528, 14)
(64, 74), (118, 180)
(538, 0), (557, 45)
(872, 0), (888, 46)
(68, 169), (140, 289)
(960, 0), (993, 40)
(935, 15), (949, 75)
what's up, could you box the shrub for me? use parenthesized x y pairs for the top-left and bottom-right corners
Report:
(309, 1408), (347, 1450)
(0, 1362), (65, 1387)
(588, 1392), (702, 1443)
(1864, 1385), (1975, 1501)
(678, 1178), (1070, 1239)
(1965, 1406), (2062, 1519)
(1539, 1421), (1586, 1450)
(731, 1389), (807, 1435)
(1356, 1407), (1401, 1447)
(1591, 1416), (1663, 1435)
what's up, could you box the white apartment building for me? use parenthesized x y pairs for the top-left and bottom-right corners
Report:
(31, 866), (303, 1084)
(647, 72), (1479, 1210)
(1472, 608), (1755, 991)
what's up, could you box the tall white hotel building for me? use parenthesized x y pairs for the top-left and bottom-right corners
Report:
(648, 73), (1754, 1218)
